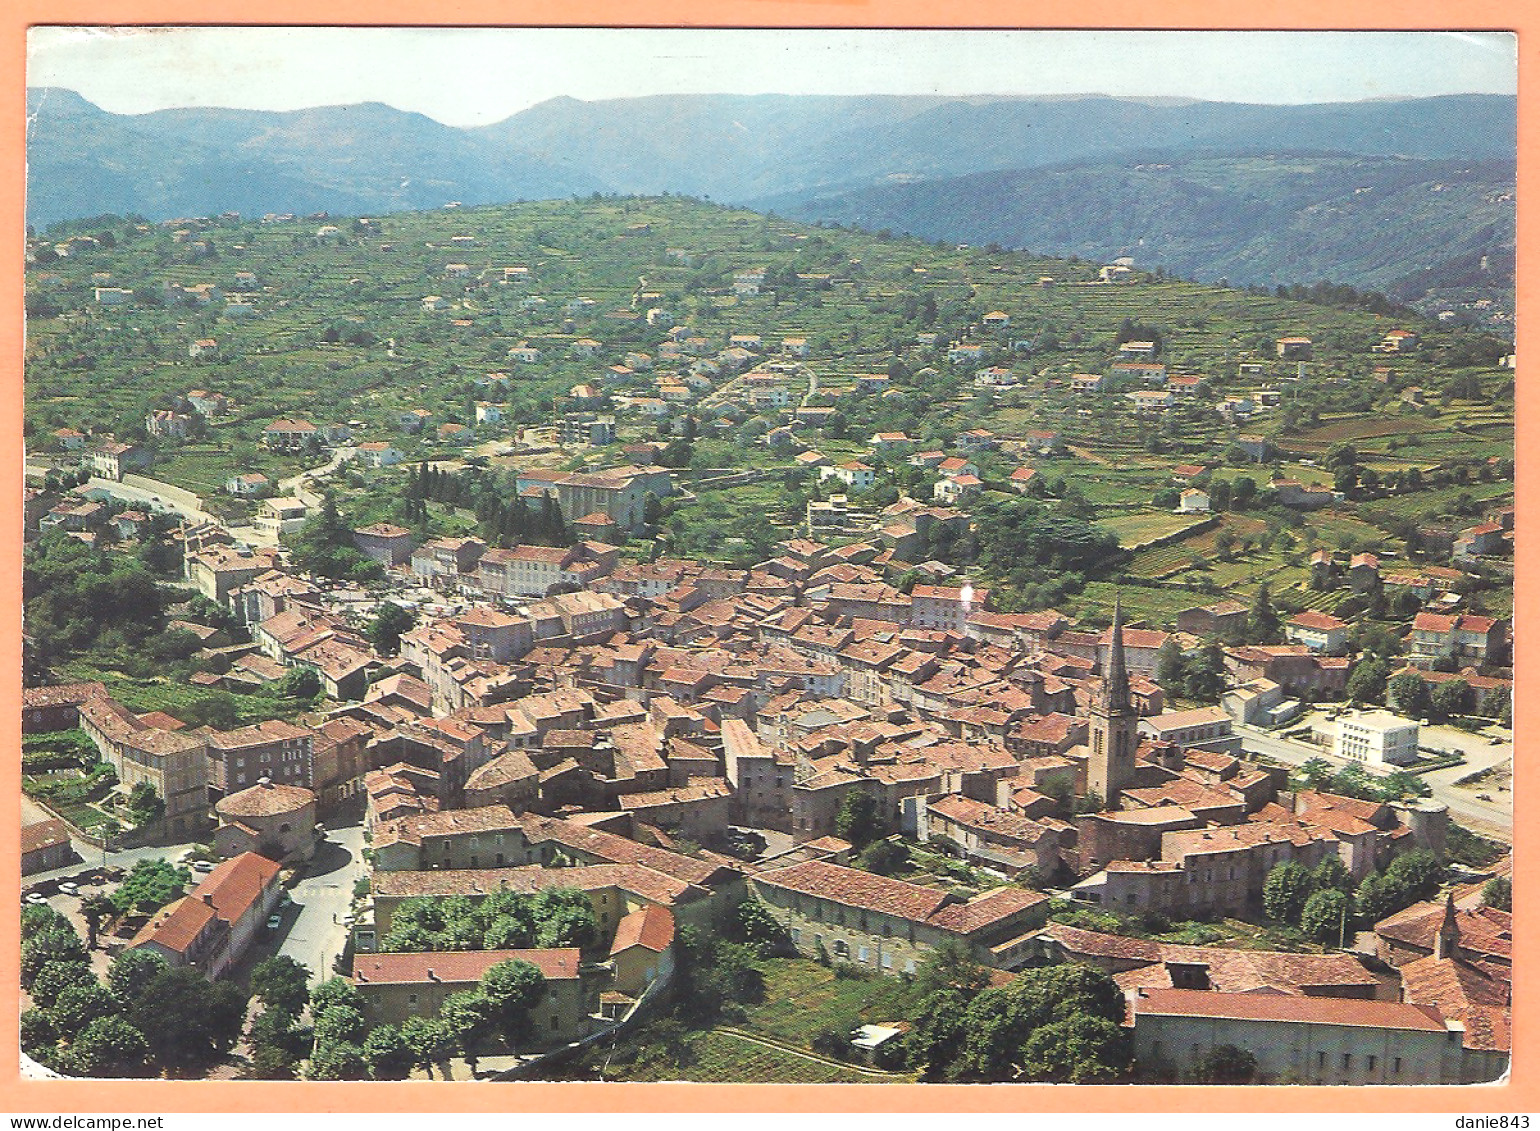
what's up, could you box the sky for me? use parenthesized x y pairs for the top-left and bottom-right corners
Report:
(27, 27), (1518, 129)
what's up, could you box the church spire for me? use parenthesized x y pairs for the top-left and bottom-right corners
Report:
(1103, 592), (1132, 714)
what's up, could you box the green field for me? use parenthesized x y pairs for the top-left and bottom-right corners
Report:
(599, 1028), (902, 1084)
(1097, 511), (1208, 549)
(578, 957), (919, 1084)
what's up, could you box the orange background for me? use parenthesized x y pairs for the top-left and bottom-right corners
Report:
(0, 0), (1531, 1113)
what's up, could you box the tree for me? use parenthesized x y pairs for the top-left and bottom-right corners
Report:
(1482, 876), (1512, 911)
(126, 966), (248, 1073)
(250, 955), (312, 1018)
(1154, 638), (1186, 694)
(727, 899), (791, 957)
(246, 1010), (306, 1079)
(834, 789), (887, 850)
(48, 982), (119, 1040)
(110, 859), (189, 915)
(21, 927), (88, 990)
(1353, 870), (1410, 926)
(312, 1003), (367, 1048)
(248, 1041), (300, 1081)
(367, 602), (419, 657)
(277, 666), (322, 700)
(1385, 849), (1444, 902)
(400, 1015), (456, 1080)
(1019, 1014), (1130, 1083)
(1249, 582), (1283, 643)
(1300, 887), (1351, 945)
(20, 1008), (58, 1061)
(529, 887), (598, 949)
(310, 977), (365, 1015)
(60, 1014), (151, 1078)
(1191, 1044), (1258, 1084)
(124, 781), (164, 825)
(1262, 862), (1314, 924)
(31, 959), (97, 1008)
(440, 991), (500, 1073)
(1389, 672), (1432, 719)
(1182, 641), (1227, 703)
(857, 838), (910, 876)
(1298, 757), (1334, 791)
(307, 1041), (368, 1081)
(362, 1024), (416, 1080)
(107, 949), (168, 1004)
(1311, 855), (1353, 894)
(1430, 679), (1471, 721)
(80, 894), (116, 950)
(1345, 657), (1392, 705)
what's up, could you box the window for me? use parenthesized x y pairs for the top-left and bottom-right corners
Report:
(882, 952), (893, 969)
(833, 940), (849, 959)
(1341, 1054), (1351, 1071)
(1317, 1052), (1326, 1071)
(1366, 1056), (1377, 1072)
(408, 994), (418, 1006)
(496, 853), (504, 865)
(469, 857), (478, 867)
(904, 960), (916, 975)
(858, 946), (870, 963)
(1393, 1058), (1403, 1074)
(550, 1016), (560, 1031)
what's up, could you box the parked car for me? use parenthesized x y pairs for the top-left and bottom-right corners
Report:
(267, 913), (283, 930)
(193, 860), (216, 873)
(24, 892), (47, 905)
(58, 882), (79, 896)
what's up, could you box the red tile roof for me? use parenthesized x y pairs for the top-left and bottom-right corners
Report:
(196, 851), (281, 925)
(21, 819), (71, 855)
(610, 905), (675, 955)
(1134, 988), (1448, 1031)
(754, 859), (949, 922)
(352, 948), (581, 986)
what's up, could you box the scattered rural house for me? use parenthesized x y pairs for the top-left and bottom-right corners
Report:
(88, 440), (150, 481)
(225, 472), (272, 498)
(1177, 488), (1210, 513)
(354, 441), (404, 468)
(262, 419), (319, 452)
(1285, 611), (1350, 654)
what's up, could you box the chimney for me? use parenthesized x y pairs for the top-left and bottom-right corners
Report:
(427, 968), (439, 982)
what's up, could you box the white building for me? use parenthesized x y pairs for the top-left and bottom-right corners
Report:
(1334, 710), (1420, 767)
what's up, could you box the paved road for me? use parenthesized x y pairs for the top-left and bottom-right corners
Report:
(279, 447), (355, 509)
(21, 794), (209, 885)
(1235, 723), (1512, 840)
(76, 476), (214, 524)
(269, 822), (369, 984)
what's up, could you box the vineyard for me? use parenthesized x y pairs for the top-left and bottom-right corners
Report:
(603, 1029), (899, 1084)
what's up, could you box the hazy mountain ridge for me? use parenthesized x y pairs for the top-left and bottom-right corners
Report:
(760, 152), (1516, 297)
(25, 88), (603, 226)
(26, 88), (1515, 307)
